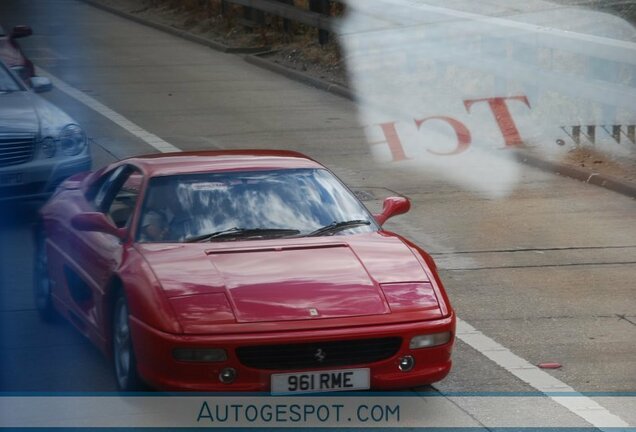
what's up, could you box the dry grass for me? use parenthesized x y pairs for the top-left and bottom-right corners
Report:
(563, 147), (628, 174)
(142, 0), (344, 62)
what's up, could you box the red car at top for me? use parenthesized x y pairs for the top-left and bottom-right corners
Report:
(0, 25), (36, 84)
(35, 150), (455, 392)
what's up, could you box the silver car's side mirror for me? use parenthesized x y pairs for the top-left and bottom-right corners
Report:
(31, 76), (53, 93)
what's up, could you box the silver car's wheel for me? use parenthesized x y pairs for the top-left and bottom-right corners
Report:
(113, 295), (141, 391)
(33, 229), (58, 322)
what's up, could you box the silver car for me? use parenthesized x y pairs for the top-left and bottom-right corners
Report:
(0, 60), (91, 202)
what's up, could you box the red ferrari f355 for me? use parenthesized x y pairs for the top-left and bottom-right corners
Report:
(35, 150), (455, 392)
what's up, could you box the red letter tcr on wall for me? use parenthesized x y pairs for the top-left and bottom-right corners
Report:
(374, 95), (531, 162)
(376, 117), (472, 161)
(463, 95), (531, 148)
(415, 116), (471, 156)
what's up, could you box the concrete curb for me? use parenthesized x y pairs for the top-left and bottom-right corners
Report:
(79, 0), (636, 199)
(244, 54), (353, 100)
(515, 152), (636, 198)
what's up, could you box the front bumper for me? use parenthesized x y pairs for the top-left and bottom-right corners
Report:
(0, 153), (91, 202)
(129, 314), (455, 392)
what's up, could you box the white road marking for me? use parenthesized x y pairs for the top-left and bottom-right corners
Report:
(34, 65), (630, 428)
(36, 66), (181, 153)
(457, 319), (629, 428)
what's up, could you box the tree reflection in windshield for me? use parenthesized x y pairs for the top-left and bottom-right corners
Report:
(138, 168), (376, 242)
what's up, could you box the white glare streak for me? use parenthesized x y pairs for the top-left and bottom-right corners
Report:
(339, 0), (636, 197)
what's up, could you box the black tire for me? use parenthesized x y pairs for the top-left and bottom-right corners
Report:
(112, 293), (143, 391)
(33, 227), (59, 322)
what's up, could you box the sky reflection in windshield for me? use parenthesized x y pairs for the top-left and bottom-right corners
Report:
(139, 168), (374, 242)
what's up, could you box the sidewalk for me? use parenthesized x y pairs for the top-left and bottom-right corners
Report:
(79, 0), (636, 198)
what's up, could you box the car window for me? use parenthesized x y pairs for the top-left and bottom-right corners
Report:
(137, 168), (376, 243)
(107, 170), (143, 229)
(0, 62), (22, 92)
(89, 165), (143, 228)
(91, 166), (127, 211)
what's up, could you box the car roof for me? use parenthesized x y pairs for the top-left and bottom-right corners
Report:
(125, 150), (324, 177)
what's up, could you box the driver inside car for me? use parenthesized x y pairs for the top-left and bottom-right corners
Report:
(139, 210), (168, 242)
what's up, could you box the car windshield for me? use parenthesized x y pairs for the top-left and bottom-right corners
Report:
(137, 168), (376, 243)
(0, 62), (22, 92)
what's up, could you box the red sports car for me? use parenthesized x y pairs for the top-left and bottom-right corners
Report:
(35, 150), (455, 392)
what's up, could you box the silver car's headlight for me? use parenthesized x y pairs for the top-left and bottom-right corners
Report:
(59, 124), (87, 156)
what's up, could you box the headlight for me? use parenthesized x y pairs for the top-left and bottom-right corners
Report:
(58, 124), (87, 156)
(41, 137), (56, 158)
(409, 332), (452, 349)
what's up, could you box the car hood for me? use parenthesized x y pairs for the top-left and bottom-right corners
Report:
(0, 91), (74, 136)
(137, 233), (439, 330)
(0, 91), (39, 133)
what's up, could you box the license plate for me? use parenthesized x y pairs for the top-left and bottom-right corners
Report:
(0, 173), (23, 187)
(271, 368), (370, 394)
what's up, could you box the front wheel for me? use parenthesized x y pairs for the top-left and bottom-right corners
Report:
(112, 294), (142, 391)
(33, 228), (58, 322)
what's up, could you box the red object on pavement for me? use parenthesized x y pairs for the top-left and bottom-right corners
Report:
(538, 362), (562, 369)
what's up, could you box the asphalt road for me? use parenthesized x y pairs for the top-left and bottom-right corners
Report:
(0, 0), (635, 427)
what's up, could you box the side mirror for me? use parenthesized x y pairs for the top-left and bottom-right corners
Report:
(374, 196), (410, 226)
(30, 76), (53, 93)
(71, 212), (126, 240)
(11, 25), (32, 39)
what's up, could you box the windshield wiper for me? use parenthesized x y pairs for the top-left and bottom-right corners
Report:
(184, 227), (301, 242)
(306, 220), (371, 237)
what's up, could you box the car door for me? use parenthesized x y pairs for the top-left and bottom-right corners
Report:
(61, 164), (143, 340)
